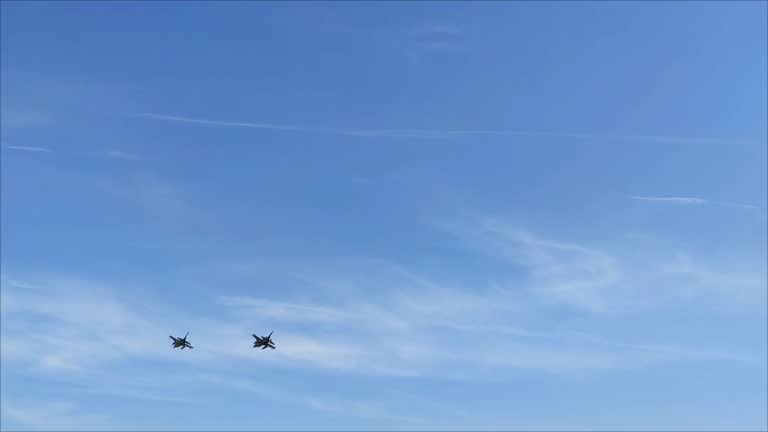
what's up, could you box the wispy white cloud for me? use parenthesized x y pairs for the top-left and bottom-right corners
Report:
(658, 253), (768, 307)
(138, 113), (305, 131)
(2, 144), (140, 161)
(3, 249), (756, 384)
(195, 373), (436, 427)
(631, 195), (766, 214)
(103, 150), (139, 160)
(438, 218), (628, 314)
(1, 217), (763, 431)
(217, 296), (359, 323)
(62, 386), (196, 405)
(631, 195), (708, 205)
(405, 22), (464, 59)
(437, 216), (767, 314)
(2, 214), (764, 429)
(137, 113), (451, 139)
(0, 398), (112, 431)
(137, 113), (739, 145)
(4, 145), (54, 153)
(418, 23), (460, 35)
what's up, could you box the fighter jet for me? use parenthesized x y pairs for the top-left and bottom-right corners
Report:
(170, 332), (193, 349)
(252, 331), (276, 350)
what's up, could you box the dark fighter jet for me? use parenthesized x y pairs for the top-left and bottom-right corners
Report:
(253, 331), (276, 350)
(170, 332), (193, 349)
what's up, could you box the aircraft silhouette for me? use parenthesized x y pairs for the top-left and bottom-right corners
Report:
(253, 331), (276, 350)
(170, 332), (193, 349)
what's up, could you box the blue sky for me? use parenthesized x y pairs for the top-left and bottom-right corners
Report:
(1, 1), (766, 430)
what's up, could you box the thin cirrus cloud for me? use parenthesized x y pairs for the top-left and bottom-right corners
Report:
(136, 113), (739, 144)
(418, 23), (460, 34)
(194, 373), (439, 428)
(4, 145), (54, 153)
(0, 273), (748, 381)
(2, 215), (761, 383)
(103, 150), (139, 160)
(136, 113), (451, 139)
(1, 216), (764, 429)
(0, 398), (112, 432)
(631, 195), (766, 213)
(2, 144), (138, 160)
(435, 216), (767, 313)
(631, 196), (709, 205)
